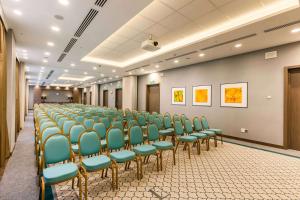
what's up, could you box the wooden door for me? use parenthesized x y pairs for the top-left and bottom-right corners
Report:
(89, 91), (92, 105)
(83, 92), (87, 105)
(288, 68), (300, 150)
(146, 84), (160, 113)
(115, 88), (122, 109)
(103, 90), (108, 107)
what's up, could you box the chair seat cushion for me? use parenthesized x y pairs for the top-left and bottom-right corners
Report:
(191, 132), (207, 139)
(207, 129), (222, 134)
(201, 130), (216, 137)
(124, 135), (129, 142)
(133, 145), (156, 156)
(82, 155), (111, 171)
(141, 125), (147, 129)
(159, 129), (173, 136)
(43, 163), (78, 184)
(101, 139), (107, 148)
(166, 127), (174, 132)
(110, 150), (135, 163)
(152, 141), (173, 150)
(178, 135), (197, 142)
(72, 144), (79, 154)
(124, 128), (128, 132)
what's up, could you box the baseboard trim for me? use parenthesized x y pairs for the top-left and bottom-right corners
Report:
(222, 134), (285, 149)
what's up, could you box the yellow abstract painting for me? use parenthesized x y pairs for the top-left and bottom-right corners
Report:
(195, 89), (208, 103)
(225, 87), (242, 103)
(174, 90), (184, 102)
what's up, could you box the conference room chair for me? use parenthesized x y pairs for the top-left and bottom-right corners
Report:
(40, 134), (82, 200)
(184, 119), (207, 153)
(147, 123), (175, 171)
(62, 120), (77, 136)
(93, 122), (107, 150)
(70, 124), (86, 155)
(83, 118), (95, 130)
(201, 116), (223, 144)
(193, 117), (217, 149)
(78, 131), (112, 199)
(100, 117), (110, 129)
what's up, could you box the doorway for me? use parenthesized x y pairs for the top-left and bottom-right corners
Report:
(115, 88), (122, 109)
(103, 90), (108, 107)
(83, 92), (87, 105)
(89, 91), (92, 105)
(146, 84), (160, 113)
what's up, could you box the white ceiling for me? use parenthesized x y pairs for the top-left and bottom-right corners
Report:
(1, 0), (300, 87)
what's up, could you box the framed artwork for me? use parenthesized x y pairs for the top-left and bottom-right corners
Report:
(192, 85), (212, 106)
(221, 82), (248, 108)
(171, 87), (186, 105)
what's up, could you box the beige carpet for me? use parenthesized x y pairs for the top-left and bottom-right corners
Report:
(54, 141), (300, 200)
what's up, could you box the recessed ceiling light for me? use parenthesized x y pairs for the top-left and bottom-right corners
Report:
(22, 49), (27, 53)
(41, 67), (45, 70)
(103, 79), (107, 82)
(234, 43), (242, 48)
(13, 10), (22, 16)
(98, 80), (102, 83)
(93, 66), (97, 70)
(155, 65), (159, 68)
(291, 28), (300, 33)
(112, 69), (116, 73)
(84, 72), (88, 75)
(174, 60), (179, 63)
(42, 59), (48, 63)
(47, 42), (54, 47)
(51, 26), (60, 32)
(109, 77), (112, 80)
(44, 52), (50, 56)
(140, 68), (145, 72)
(58, 0), (69, 6)
(129, 72), (132, 75)
(115, 75), (119, 78)
(64, 69), (68, 72)
(70, 63), (75, 67)
(100, 74), (104, 77)
(199, 53), (205, 57)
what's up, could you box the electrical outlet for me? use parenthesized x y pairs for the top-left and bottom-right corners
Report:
(240, 128), (248, 133)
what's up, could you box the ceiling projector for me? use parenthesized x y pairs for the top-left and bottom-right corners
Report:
(141, 35), (160, 51)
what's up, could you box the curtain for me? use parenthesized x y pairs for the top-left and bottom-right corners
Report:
(15, 58), (20, 139)
(0, 18), (10, 168)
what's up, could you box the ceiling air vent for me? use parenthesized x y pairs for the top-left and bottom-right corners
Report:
(57, 53), (67, 62)
(74, 9), (99, 37)
(64, 38), (78, 53)
(95, 0), (107, 7)
(200, 33), (257, 51)
(165, 51), (198, 61)
(264, 20), (300, 33)
(46, 70), (54, 79)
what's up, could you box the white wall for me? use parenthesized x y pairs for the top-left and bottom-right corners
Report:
(138, 42), (300, 146)
(122, 76), (137, 110)
(6, 29), (16, 152)
(99, 81), (122, 108)
(19, 62), (26, 128)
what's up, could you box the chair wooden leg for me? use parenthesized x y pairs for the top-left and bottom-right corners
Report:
(197, 140), (201, 155)
(78, 174), (82, 200)
(72, 178), (75, 189)
(183, 143), (187, 151)
(160, 150), (163, 171)
(140, 156), (143, 179)
(136, 159), (140, 180)
(214, 136), (217, 147)
(111, 165), (115, 191)
(206, 138), (210, 151)
(84, 174), (88, 200)
(128, 161), (131, 169)
(172, 148), (176, 165)
(156, 152), (159, 172)
(101, 169), (104, 178)
(41, 177), (45, 200)
(187, 143), (191, 159)
(171, 134), (175, 146)
(221, 134), (223, 144)
(175, 141), (180, 153)
(105, 168), (108, 177)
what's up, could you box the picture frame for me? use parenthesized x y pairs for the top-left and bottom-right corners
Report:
(171, 87), (186, 105)
(192, 85), (212, 106)
(220, 82), (248, 108)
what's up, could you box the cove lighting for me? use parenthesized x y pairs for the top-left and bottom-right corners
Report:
(51, 26), (60, 32)
(47, 42), (54, 47)
(13, 10), (22, 16)
(44, 52), (50, 56)
(199, 53), (205, 57)
(155, 65), (159, 68)
(58, 0), (69, 6)
(234, 43), (242, 48)
(112, 69), (116, 73)
(174, 60), (179, 63)
(291, 28), (300, 33)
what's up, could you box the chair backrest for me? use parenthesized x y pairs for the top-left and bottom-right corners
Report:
(111, 121), (123, 132)
(93, 123), (106, 139)
(127, 120), (138, 129)
(157, 114), (164, 123)
(58, 117), (68, 129)
(173, 114), (180, 122)
(106, 128), (124, 150)
(79, 131), (100, 156)
(148, 114), (154, 123)
(153, 117), (163, 130)
(164, 116), (172, 129)
(43, 134), (71, 165)
(83, 119), (94, 130)
(42, 127), (61, 144)
(181, 114), (188, 124)
(70, 124), (86, 144)
(92, 116), (100, 123)
(152, 112), (158, 117)
(129, 125), (143, 145)
(75, 116), (84, 123)
(137, 114), (146, 126)
(174, 120), (184, 136)
(193, 117), (203, 131)
(184, 119), (193, 134)
(100, 117), (110, 129)
(147, 124), (159, 142)
(63, 120), (76, 135)
(40, 121), (56, 133)
(201, 116), (210, 129)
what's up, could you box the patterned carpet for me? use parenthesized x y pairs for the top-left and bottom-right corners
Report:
(54, 142), (300, 200)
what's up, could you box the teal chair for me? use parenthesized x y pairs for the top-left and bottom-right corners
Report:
(184, 119), (207, 153)
(93, 123), (107, 149)
(173, 114), (180, 122)
(129, 125), (159, 176)
(57, 117), (68, 129)
(40, 134), (82, 200)
(193, 117), (217, 149)
(70, 124), (86, 154)
(180, 114), (188, 124)
(201, 116), (223, 144)
(100, 117), (110, 129)
(137, 114), (147, 129)
(152, 112), (158, 118)
(92, 116), (100, 122)
(147, 124), (175, 171)
(83, 118), (94, 130)
(154, 118), (173, 139)
(148, 115), (155, 124)
(62, 120), (76, 136)
(78, 131), (111, 199)
(39, 121), (56, 135)
(106, 127), (140, 189)
(75, 116), (84, 123)
(174, 121), (198, 159)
